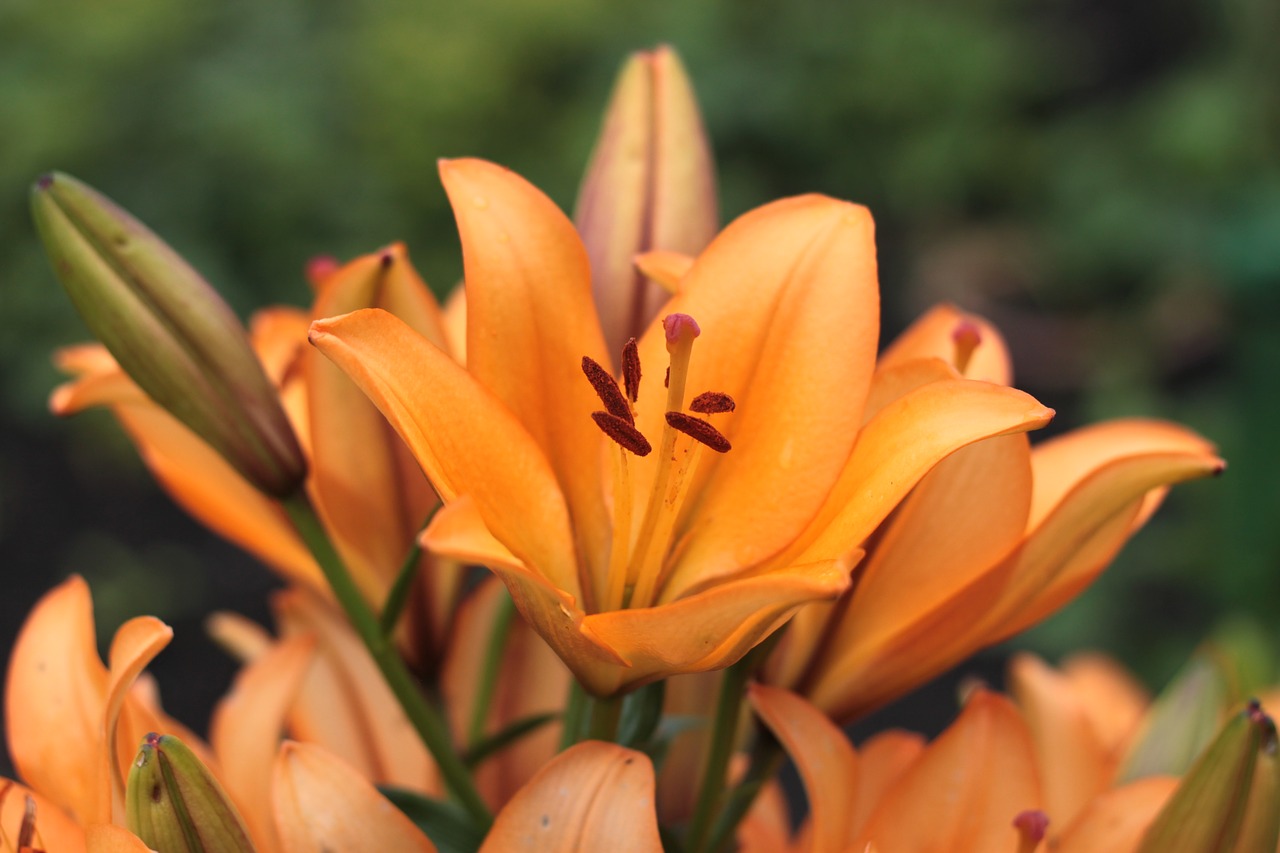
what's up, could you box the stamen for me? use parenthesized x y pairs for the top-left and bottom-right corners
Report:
(17, 796), (36, 851)
(690, 391), (735, 414)
(952, 320), (982, 375)
(622, 338), (641, 403)
(1012, 810), (1048, 853)
(666, 412), (731, 453)
(582, 356), (633, 424)
(591, 411), (652, 456)
(664, 367), (669, 388)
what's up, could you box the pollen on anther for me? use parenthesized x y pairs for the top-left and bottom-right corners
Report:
(582, 357), (633, 424)
(690, 391), (735, 414)
(592, 411), (652, 456)
(666, 411), (731, 453)
(622, 338), (641, 403)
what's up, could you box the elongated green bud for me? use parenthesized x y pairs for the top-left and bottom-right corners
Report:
(1120, 648), (1229, 781)
(32, 172), (305, 497)
(1136, 700), (1279, 853)
(126, 733), (256, 853)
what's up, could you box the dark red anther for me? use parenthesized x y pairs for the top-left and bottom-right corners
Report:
(18, 794), (37, 850)
(690, 391), (735, 414)
(622, 338), (641, 403)
(665, 411), (731, 453)
(582, 357), (633, 424)
(592, 411), (652, 456)
(664, 367), (670, 388)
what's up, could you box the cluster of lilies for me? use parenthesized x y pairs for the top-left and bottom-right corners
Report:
(6, 46), (1268, 853)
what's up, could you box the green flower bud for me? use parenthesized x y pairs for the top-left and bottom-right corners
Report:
(1120, 648), (1230, 781)
(126, 732), (256, 853)
(32, 172), (305, 497)
(1136, 700), (1279, 853)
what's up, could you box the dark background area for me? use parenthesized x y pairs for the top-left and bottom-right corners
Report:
(3, 0), (1278, 777)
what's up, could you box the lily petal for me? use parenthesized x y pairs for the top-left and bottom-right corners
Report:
(210, 634), (315, 853)
(273, 590), (436, 793)
(1052, 777), (1177, 853)
(984, 420), (1223, 638)
(1009, 653), (1114, 829)
(786, 377), (1053, 568)
(308, 308), (579, 600)
(637, 194), (880, 597)
(749, 684), (859, 853)
(86, 824), (146, 853)
(1, 780), (87, 853)
(440, 157), (612, 578)
(479, 742), (661, 853)
(849, 731), (925, 843)
(633, 250), (693, 293)
(272, 742), (436, 853)
(580, 556), (852, 695)
(854, 691), (1042, 853)
(305, 245), (445, 603)
(6, 576), (109, 825)
(103, 617), (174, 823)
(878, 303), (1012, 385)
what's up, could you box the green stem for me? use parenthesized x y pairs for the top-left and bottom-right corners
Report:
(378, 507), (438, 638)
(686, 636), (779, 853)
(703, 735), (784, 853)
(560, 682), (588, 749)
(585, 693), (624, 743)
(467, 593), (515, 747)
(281, 493), (491, 826)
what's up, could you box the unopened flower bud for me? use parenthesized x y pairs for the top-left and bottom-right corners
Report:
(126, 733), (255, 853)
(574, 45), (718, 354)
(1136, 700), (1279, 853)
(1119, 648), (1229, 781)
(32, 172), (305, 497)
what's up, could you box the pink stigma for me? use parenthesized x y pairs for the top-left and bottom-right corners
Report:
(1012, 810), (1049, 842)
(663, 313), (701, 344)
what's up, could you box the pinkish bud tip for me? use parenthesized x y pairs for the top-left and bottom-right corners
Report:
(1013, 810), (1049, 842)
(663, 313), (701, 344)
(36, 173), (55, 191)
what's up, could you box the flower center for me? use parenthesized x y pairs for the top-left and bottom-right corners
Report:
(582, 313), (735, 611)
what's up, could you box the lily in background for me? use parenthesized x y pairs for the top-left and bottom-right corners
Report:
(764, 304), (1224, 722)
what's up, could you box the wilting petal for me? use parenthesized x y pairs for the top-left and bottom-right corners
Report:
(786, 377), (1053, 568)
(854, 691), (1042, 853)
(479, 742), (661, 853)
(272, 742), (435, 853)
(0, 780), (87, 853)
(749, 684), (859, 853)
(6, 576), (109, 825)
(1053, 777), (1177, 853)
(273, 590), (436, 793)
(211, 634), (314, 853)
(579, 556), (852, 695)
(1009, 654), (1114, 829)
(633, 195), (879, 598)
(306, 245), (446, 604)
(983, 420), (1223, 638)
(878, 303), (1012, 385)
(308, 308), (580, 600)
(442, 579), (569, 809)
(440, 157), (612, 576)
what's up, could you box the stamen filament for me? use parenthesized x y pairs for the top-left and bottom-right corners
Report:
(603, 445), (634, 612)
(629, 436), (706, 609)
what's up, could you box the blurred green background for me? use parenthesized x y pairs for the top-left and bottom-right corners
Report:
(2, 0), (1278, 771)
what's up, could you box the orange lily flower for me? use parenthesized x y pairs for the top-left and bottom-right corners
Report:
(51, 245), (464, 662)
(765, 304), (1224, 721)
(744, 682), (1179, 853)
(308, 158), (1055, 696)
